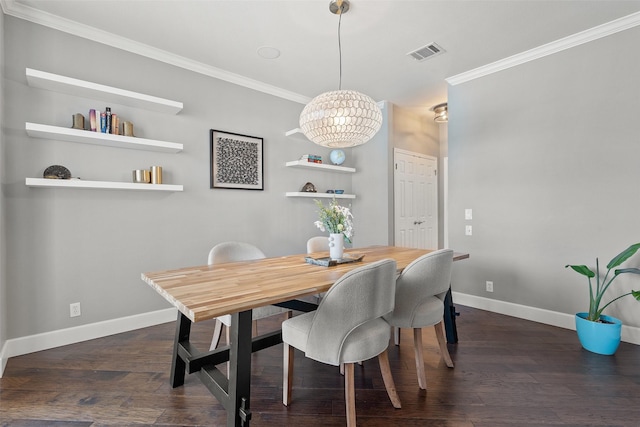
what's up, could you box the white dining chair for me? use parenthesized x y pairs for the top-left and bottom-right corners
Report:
(208, 242), (291, 351)
(383, 249), (455, 390)
(306, 236), (329, 254)
(282, 259), (401, 427)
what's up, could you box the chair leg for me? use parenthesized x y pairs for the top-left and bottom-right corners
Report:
(209, 319), (224, 351)
(413, 328), (427, 390)
(344, 363), (356, 427)
(378, 350), (401, 409)
(393, 326), (400, 346)
(283, 343), (294, 406)
(434, 319), (454, 368)
(339, 361), (358, 375)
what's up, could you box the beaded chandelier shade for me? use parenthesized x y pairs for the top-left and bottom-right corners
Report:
(299, 0), (382, 148)
(299, 90), (383, 148)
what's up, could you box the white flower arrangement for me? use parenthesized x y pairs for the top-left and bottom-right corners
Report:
(314, 199), (354, 243)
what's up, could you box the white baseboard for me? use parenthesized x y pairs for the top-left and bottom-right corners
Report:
(2, 295), (639, 378)
(452, 292), (640, 345)
(0, 307), (177, 377)
(0, 348), (7, 378)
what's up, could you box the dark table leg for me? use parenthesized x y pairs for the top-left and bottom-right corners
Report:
(170, 311), (191, 388)
(168, 308), (281, 427)
(227, 310), (253, 427)
(443, 288), (459, 344)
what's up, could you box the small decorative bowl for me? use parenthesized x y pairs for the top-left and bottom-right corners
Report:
(326, 190), (335, 193)
(335, 189), (344, 194)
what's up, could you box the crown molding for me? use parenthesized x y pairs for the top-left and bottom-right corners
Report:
(0, 0), (311, 105)
(446, 11), (640, 86)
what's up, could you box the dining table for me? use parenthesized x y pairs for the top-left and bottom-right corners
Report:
(141, 245), (469, 427)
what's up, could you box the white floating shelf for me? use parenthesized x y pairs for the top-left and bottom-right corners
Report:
(26, 178), (183, 192)
(286, 192), (355, 199)
(26, 68), (183, 115)
(26, 122), (183, 153)
(285, 160), (355, 173)
(285, 128), (311, 142)
(285, 128), (303, 137)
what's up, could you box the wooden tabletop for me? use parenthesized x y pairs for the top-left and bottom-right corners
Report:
(142, 246), (469, 323)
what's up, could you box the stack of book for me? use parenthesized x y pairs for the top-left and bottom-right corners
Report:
(89, 107), (121, 135)
(301, 154), (322, 164)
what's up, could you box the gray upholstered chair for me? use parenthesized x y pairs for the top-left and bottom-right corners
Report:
(208, 242), (291, 351)
(306, 236), (329, 254)
(282, 259), (401, 426)
(305, 236), (330, 304)
(383, 249), (454, 390)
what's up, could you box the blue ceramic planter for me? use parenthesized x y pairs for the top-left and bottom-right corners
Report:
(575, 312), (622, 355)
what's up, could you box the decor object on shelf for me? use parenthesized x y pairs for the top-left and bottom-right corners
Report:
(72, 113), (85, 130)
(565, 243), (640, 355)
(301, 182), (317, 192)
(150, 166), (162, 184)
(133, 169), (151, 183)
(330, 149), (345, 165)
(89, 109), (97, 131)
(334, 189), (344, 194)
(298, 0), (382, 148)
(123, 121), (134, 136)
(210, 129), (263, 190)
(314, 199), (354, 245)
(432, 103), (448, 122)
(43, 165), (71, 179)
(301, 154), (322, 164)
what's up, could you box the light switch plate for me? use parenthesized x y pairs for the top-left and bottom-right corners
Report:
(465, 225), (472, 236)
(465, 209), (472, 220)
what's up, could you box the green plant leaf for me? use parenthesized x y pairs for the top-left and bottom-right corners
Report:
(614, 267), (640, 276)
(633, 290), (640, 301)
(566, 264), (595, 278)
(607, 243), (640, 269)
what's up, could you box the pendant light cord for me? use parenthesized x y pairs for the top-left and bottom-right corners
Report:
(338, 8), (343, 90)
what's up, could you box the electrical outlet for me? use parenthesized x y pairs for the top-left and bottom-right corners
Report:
(70, 302), (81, 318)
(465, 225), (473, 236)
(486, 281), (494, 292)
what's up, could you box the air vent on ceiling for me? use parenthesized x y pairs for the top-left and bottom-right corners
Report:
(408, 42), (445, 61)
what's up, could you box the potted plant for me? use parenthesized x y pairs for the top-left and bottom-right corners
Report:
(565, 243), (640, 355)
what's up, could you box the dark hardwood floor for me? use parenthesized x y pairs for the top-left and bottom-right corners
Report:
(2, 305), (640, 426)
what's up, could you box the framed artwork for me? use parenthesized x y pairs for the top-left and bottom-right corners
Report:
(210, 129), (264, 190)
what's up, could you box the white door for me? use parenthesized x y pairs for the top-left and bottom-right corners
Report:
(394, 149), (438, 249)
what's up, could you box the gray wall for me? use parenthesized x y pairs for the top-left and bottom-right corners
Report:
(352, 101), (394, 247)
(2, 16), (391, 340)
(448, 25), (640, 327)
(0, 8), (7, 367)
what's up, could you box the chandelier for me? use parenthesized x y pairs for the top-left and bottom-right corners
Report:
(299, 0), (382, 148)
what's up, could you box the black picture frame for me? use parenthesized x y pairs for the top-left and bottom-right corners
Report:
(210, 129), (264, 190)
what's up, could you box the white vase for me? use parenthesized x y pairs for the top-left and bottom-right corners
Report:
(328, 233), (344, 260)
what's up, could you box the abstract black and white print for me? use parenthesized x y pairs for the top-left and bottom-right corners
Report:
(210, 130), (263, 190)
(215, 137), (258, 185)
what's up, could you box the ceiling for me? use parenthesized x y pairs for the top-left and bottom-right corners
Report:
(4, 0), (640, 117)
